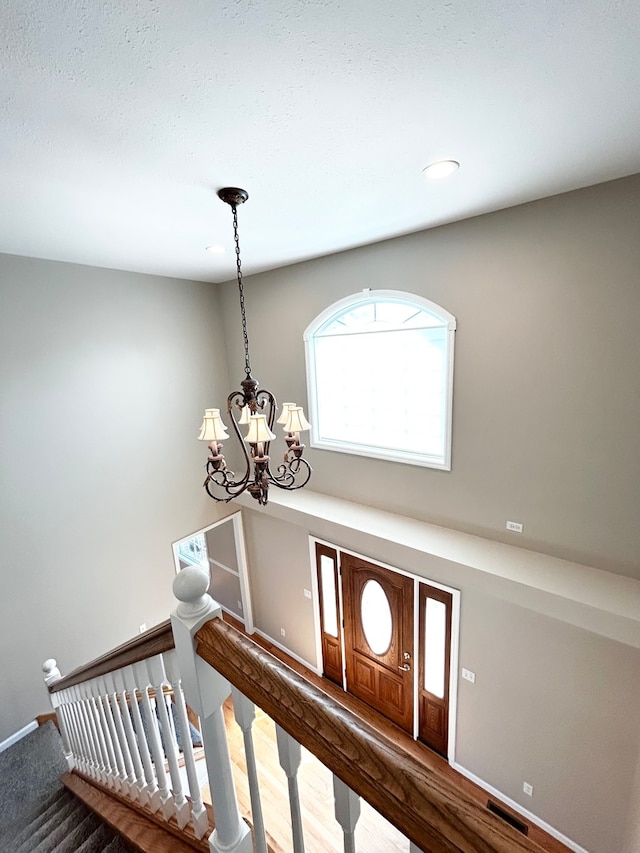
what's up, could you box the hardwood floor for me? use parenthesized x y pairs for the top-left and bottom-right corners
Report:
(202, 698), (408, 852)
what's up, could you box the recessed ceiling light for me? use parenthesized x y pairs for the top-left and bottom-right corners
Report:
(206, 244), (226, 255)
(422, 160), (460, 180)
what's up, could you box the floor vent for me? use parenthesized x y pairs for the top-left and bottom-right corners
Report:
(487, 800), (529, 835)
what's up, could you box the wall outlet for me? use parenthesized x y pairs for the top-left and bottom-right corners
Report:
(303, 588), (312, 599)
(139, 623), (147, 633)
(280, 627), (286, 637)
(506, 520), (524, 533)
(462, 668), (476, 683)
(523, 782), (534, 796)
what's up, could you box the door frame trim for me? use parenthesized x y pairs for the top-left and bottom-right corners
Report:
(310, 535), (460, 765)
(172, 511), (254, 632)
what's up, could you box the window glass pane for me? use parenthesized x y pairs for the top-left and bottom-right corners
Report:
(320, 555), (338, 637)
(314, 325), (447, 457)
(319, 300), (443, 336)
(424, 598), (446, 698)
(177, 533), (208, 568)
(361, 580), (393, 655)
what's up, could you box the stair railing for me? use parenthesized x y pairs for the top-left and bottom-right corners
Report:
(44, 564), (550, 853)
(44, 620), (211, 845)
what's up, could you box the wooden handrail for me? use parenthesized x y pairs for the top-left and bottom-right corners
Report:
(195, 617), (547, 853)
(49, 620), (174, 693)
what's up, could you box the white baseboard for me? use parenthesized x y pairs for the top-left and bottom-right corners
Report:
(0, 720), (38, 755)
(253, 629), (321, 675)
(452, 762), (590, 853)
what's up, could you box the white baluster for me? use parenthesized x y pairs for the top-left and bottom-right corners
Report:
(275, 724), (306, 853)
(164, 691), (178, 745)
(147, 655), (190, 828)
(67, 692), (90, 775)
(82, 684), (110, 786)
(97, 677), (126, 794)
(57, 697), (79, 767)
(90, 680), (118, 790)
(104, 673), (135, 798)
(332, 775), (361, 853)
(133, 659), (174, 821)
(73, 685), (100, 781)
(409, 843), (424, 853)
(171, 565), (252, 853)
(41, 660), (74, 770)
(231, 687), (268, 853)
(123, 665), (162, 812)
(164, 650), (209, 839)
(113, 669), (147, 804)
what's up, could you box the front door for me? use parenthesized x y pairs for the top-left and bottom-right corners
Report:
(342, 553), (414, 733)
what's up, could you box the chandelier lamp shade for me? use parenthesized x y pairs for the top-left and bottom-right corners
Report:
(198, 187), (312, 506)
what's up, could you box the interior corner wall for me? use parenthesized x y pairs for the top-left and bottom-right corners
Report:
(219, 174), (640, 581)
(0, 253), (230, 742)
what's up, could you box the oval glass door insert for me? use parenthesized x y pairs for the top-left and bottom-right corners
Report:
(361, 579), (393, 655)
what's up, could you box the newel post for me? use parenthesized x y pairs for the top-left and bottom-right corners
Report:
(42, 658), (74, 770)
(171, 565), (252, 853)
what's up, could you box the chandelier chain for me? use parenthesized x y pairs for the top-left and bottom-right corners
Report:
(232, 203), (252, 378)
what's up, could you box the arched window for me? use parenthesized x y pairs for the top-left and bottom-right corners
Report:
(304, 290), (456, 469)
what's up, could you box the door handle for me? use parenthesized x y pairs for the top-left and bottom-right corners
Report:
(398, 663), (411, 671)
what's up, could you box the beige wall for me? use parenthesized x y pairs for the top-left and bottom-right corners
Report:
(219, 174), (640, 580)
(219, 176), (640, 853)
(3, 174), (640, 849)
(0, 253), (229, 742)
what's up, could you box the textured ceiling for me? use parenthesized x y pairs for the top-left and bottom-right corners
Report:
(1, 0), (639, 283)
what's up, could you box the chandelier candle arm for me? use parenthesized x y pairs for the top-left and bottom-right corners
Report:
(198, 187), (312, 505)
(282, 406), (311, 460)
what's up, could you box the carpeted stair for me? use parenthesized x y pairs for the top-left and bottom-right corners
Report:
(0, 723), (129, 852)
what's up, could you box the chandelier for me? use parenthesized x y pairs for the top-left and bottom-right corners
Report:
(198, 187), (312, 506)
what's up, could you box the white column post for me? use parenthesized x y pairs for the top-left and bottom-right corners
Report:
(275, 724), (306, 853)
(231, 687), (268, 853)
(171, 565), (252, 853)
(41, 659), (74, 770)
(332, 775), (361, 853)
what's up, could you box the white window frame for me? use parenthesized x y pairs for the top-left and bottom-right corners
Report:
(304, 289), (456, 470)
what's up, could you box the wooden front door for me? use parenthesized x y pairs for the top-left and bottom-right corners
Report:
(342, 553), (414, 733)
